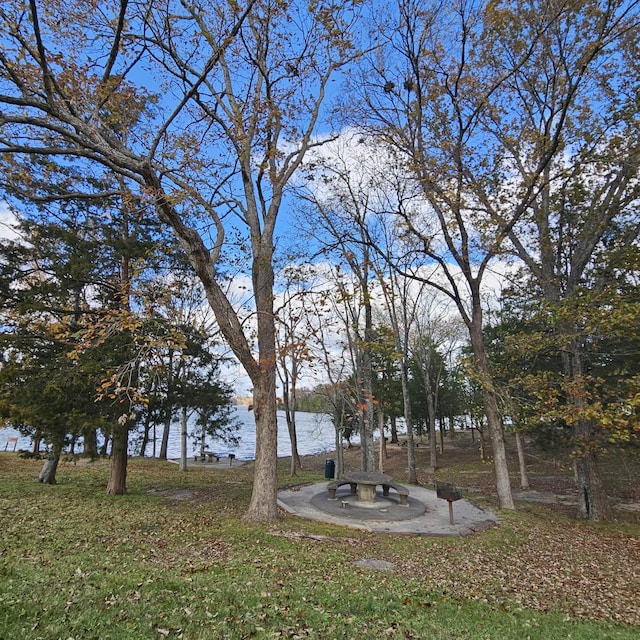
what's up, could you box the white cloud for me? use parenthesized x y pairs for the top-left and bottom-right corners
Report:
(0, 203), (19, 242)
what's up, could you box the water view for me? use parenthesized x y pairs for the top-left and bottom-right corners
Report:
(0, 407), (339, 461)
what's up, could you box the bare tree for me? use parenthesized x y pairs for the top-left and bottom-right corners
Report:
(297, 143), (382, 471)
(275, 263), (320, 476)
(0, 0), (360, 519)
(343, 0), (638, 511)
(495, 0), (640, 519)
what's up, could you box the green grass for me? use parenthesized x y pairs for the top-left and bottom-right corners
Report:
(1, 454), (638, 639)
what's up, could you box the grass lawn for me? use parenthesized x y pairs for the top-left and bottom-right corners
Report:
(1, 438), (639, 639)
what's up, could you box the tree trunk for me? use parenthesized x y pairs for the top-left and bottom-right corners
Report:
(287, 415), (301, 476)
(574, 422), (611, 521)
(244, 371), (279, 522)
(334, 402), (345, 479)
(242, 246), (280, 523)
(160, 350), (174, 460)
(425, 378), (437, 472)
(359, 379), (376, 472)
(561, 346), (611, 521)
(282, 383), (301, 476)
(106, 421), (128, 495)
(469, 311), (514, 510)
(179, 406), (188, 472)
(100, 433), (110, 457)
(360, 293), (376, 472)
(390, 415), (398, 444)
(515, 431), (529, 490)
(378, 409), (386, 473)
(32, 432), (42, 455)
(139, 409), (153, 457)
(159, 411), (171, 460)
(401, 360), (417, 484)
(37, 443), (62, 484)
(82, 427), (98, 459)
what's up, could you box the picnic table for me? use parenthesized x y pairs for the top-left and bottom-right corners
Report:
(327, 471), (409, 505)
(194, 451), (236, 465)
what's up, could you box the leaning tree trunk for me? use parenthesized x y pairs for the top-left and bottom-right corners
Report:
(286, 412), (301, 476)
(106, 420), (128, 495)
(159, 411), (171, 461)
(469, 312), (515, 510)
(139, 408), (153, 457)
(37, 442), (62, 484)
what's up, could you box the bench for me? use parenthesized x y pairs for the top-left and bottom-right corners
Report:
(328, 472), (409, 506)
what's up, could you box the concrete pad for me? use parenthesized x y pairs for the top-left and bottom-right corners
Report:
(277, 482), (499, 536)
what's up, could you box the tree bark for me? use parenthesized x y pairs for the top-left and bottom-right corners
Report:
(515, 431), (529, 490)
(282, 379), (301, 476)
(390, 416), (398, 444)
(401, 360), (417, 484)
(32, 432), (42, 455)
(37, 443), (62, 484)
(106, 421), (128, 495)
(561, 343), (611, 520)
(334, 412), (343, 479)
(377, 409), (386, 473)
(159, 349), (174, 460)
(244, 371), (279, 522)
(469, 311), (514, 510)
(82, 427), (98, 459)
(179, 406), (188, 472)
(574, 448), (610, 521)
(425, 376), (437, 472)
(242, 243), (280, 523)
(159, 410), (171, 461)
(139, 410), (152, 457)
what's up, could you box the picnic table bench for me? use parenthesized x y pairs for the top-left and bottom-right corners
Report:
(328, 471), (409, 505)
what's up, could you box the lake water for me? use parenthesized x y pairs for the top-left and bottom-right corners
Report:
(157, 408), (339, 460)
(0, 408), (339, 460)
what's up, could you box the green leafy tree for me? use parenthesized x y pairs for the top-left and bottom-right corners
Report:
(0, 202), (138, 483)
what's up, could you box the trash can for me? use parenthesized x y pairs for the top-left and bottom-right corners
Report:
(324, 458), (335, 479)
